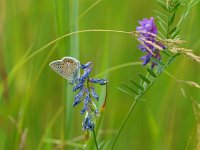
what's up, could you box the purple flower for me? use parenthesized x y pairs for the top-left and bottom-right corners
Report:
(89, 78), (109, 85)
(71, 62), (108, 131)
(79, 67), (92, 83)
(73, 82), (83, 92)
(136, 17), (157, 35)
(91, 87), (99, 100)
(81, 91), (90, 115)
(81, 62), (92, 69)
(136, 17), (165, 68)
(73, 87), (84, 107)
(82, 114), (95, 131)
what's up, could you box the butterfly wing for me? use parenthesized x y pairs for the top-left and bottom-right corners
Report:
(49, 57), (80, 83)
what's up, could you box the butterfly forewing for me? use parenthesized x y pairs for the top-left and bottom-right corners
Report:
(49, 57), (80, 83)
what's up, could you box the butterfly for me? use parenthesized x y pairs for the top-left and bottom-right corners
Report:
(49, 57), (80, 84)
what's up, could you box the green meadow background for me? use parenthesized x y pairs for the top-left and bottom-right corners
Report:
(0, 0), (200, 149)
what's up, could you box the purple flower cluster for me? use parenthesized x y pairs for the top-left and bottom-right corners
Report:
(136, 17), (165, 68)
(73, 62), (108, 131)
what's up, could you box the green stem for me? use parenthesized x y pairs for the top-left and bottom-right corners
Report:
(16, 29), (130, 65)
(111, 83), (153, 149)
(93, 130), (99, 150)
(110, 52), (179, 149)
(110, 99), (138, 150)
(110, 78), (155, 150)
(78, 0), (102, 20)
(94, 62), (141, 78)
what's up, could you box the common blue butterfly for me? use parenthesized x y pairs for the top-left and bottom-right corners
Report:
(49, 57), (80, 84)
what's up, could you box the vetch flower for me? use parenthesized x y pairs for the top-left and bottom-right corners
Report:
(73, 87), (84, 107)
(81, 62), (92, 69)
(79, 67), (92, 83)
(136, 17), (165, 68)
(71, 62), (108, 131)
(82, 113), (95, 131)
(89, 78), (109, 85)
(81, 89), (90, 115)
(73, 82), (83, 92)
(91, 87), (99, 101)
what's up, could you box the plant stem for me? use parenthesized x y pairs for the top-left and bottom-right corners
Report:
(110, 51), (179, 149)
(18, 29), (131, 64)
(111, 80), (156, 149)
(94, 62), (141, 78)
(93, 130), (99, 150)
(110, 99), (138, 150)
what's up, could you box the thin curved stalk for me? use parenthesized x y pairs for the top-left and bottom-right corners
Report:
(7, 30), (130, 79)
(78, 0), (102, 20)
(110, 77), (157, 150)
(94, 62), (141, 78)
(22, 29), (131, 64)
(110, 99), (138, 150)
(0, 29), (131, 97)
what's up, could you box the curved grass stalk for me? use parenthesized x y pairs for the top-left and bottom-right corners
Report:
(23, 29), (130, 65)
(9, 30), (130, 77)
(110, 52), (181, 149)
(94, 62), (141, 78)
(164, 71), (200, 89)
(78, 0), (102, 20)
(110, 72), (161, 150)
(0, 29), (131, 97)
(42, 138), (84, 149)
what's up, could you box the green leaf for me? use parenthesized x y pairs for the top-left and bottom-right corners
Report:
(158, 32), (165, 39)
(157, 0), (168, 11)
(158, 21), (167, 33)
(169, 27), (177, 35)
(157, 16), (167, 26)
(189, 0), (200, 8)
(151, 57), (166, 68)
(169, 12), (175, 26)
(121, 82), (138, 95)
(167, 52), (181, 65)
(161, 50), (171, 57)
(171, 2), (181, 12)
(130, 80), (144, 90)
(118, 87), (133, 96)
(154, 10), (167, 18)
(147, 68), (157, 78)
(171, 28), (181, 39)
(138, 74), (151, 84)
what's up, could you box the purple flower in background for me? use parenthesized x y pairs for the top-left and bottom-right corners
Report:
(136, 17), (165, 68)
(72, 62), (108, 131)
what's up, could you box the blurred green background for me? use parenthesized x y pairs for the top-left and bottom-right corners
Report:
(0, 0), (200, 149)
